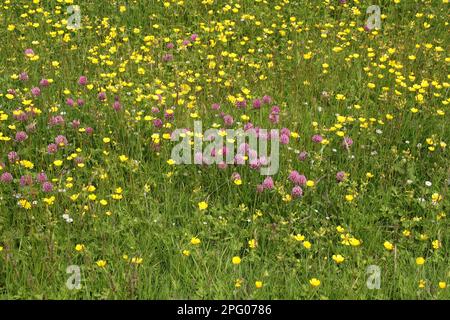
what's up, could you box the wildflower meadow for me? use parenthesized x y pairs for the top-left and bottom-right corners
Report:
(0, 0), (449, 300)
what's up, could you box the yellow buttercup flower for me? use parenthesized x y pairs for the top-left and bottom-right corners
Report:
(293, 234), (305, 241)
(418, 279), (426, 288)
(198, 201), (208, 210)
(43, 196), (55, 206)
(432, 240), (441, 250)
(432, 193), (442, 202)
(345, 194), (354, 202)
(232, 256), (241, 265)
(383, 241), (394, 251)
(248, 239), (257, 249)
(332, 254), (345, 264)
(309, 278), (321, 287)
(18, 199), (32, 210)
(416, 257), (425, 265)
(96, 260), (107, 268)
(131, 257), (143, 264)
(349, 238), (361, 247)
(336, 226), (345, 233)
(303, 241), (312, 249)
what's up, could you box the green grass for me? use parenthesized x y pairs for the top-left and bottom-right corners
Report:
(0, 0), (449, 299)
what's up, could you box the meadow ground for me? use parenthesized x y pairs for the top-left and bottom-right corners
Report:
(0, 0), (449, 299)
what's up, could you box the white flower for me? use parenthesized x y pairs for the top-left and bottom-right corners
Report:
(62, 214), (73, 223)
